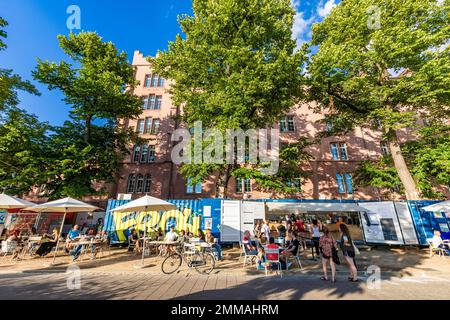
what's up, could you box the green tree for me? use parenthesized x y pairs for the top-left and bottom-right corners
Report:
(353, 157), (403, 200)
(307, 0), (449, 200)
(32, 32), (143, 199)
(152, 0), (308, 197)
(0, 107), (50, 195)
(33, 32), (142, 143)
(403, 123), (450, 199)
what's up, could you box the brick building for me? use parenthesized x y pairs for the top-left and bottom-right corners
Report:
(113, 51), (438, 201)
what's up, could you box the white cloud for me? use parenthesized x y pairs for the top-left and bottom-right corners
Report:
(317, 0), (337, 18)
(292, 11), (315, 49)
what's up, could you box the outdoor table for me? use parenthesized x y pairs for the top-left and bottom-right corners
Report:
(69, 239), (103, 262)
(19, 236), (43, 260)
(136, 240), (180, 267)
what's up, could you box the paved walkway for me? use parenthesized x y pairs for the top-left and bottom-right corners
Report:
(0, 270), (449, 300)
(1, 246), (449, 300)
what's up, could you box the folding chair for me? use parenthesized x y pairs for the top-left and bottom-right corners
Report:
(286, 248), (303, 270)
(428, 241), (447, 258)
(264, 248), (282, 278)
(1, 240), (17, 258)
(241, 242), (258, 267)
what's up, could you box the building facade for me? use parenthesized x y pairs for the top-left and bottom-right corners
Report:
(114, 51), (438, 201)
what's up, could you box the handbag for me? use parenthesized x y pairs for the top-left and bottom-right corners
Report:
(352, 241), (360, 255)
(332, 247), (340, 265)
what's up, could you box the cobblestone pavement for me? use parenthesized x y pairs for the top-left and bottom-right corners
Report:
(1, 246), (449, 300)
(0, 270), (449, 300)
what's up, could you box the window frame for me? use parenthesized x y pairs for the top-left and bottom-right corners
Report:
(148, 145), (156, 162)
(144, 75), (151, 88)
(144, 174), (152, 193)
(140, 145), (148, 163)
(136, 119), (145, 134)
(133, 146), (141, 162)
(186, 177), (202, 194)
(127, 174), (136, 193)
(151, 119), (160, 134)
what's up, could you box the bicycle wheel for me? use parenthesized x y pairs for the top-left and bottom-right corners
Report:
(193, 252), (215, 275)
(161, 253), (182, 274)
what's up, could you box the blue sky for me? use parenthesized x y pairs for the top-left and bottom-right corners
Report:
(0, 0), (338, 125)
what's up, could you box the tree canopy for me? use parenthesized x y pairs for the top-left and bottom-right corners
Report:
(307, 0), (450, 199)
(151, 0), (309, 196)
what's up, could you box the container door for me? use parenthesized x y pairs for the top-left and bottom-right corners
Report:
(359, 202), (404, 245)
(241, 201), (266, 236)
(394, 202), (419, 245)
(221, 200), (241, 242)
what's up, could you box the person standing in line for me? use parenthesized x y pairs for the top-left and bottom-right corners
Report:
(260, 220), (270, 244)
(319, 227), (339, 283)
(253, 221), (262, 240)
(310, 219), (321, 260)
(339, 224), (358, 282)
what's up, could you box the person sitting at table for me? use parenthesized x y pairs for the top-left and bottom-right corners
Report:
(165, 226), (179, 242)
(205, 229), (222, 261)
(35, 229), (59, 257)
(266, 237), (281, 270)
(65, 225), (81, 253)
(128, 228), (141, 254)
(431, 230), (449, 253)
(178, 230), (188, 243)
(197, 229), (206, 242)
(8, 230), (23, 261)
(242, 231), (264, 268)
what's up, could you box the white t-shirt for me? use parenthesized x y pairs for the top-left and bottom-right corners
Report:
(311, 226), (321, 238)
(165, 231), (178, 242)
(431, 235), (443, 248)
(261, 224), (270, 237)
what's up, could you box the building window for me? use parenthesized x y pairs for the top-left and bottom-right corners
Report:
(280, 115), (295, 133)
(142, 96), (149, 110)
(133, 146), (141, 162)
(380, 141), (390, 156)
(186, 177), (202, 194)
(144, 174), (152, 193)
(151, 119), (160, 134)
(148, 145), (156, 162)
(137, 119), (145, 134)
(144, 75), (151, 87)
(151, 74), (159, 87)
(149, 94), (156, 110)
(336, 173), (353, 194)
(244, 178), (252, 193)
(155, 95), (162, 110)
(236, 178), (252, 193)
(330, 142), (348, 160)
(158, 77), (165, 87)
(140, 145), (148, 163)
(136, 174), (144, 193)
(339, 143), (349, 160)
(285, 178), (302, 192)
(144, 117), (152, 134)
(126, 174), (136, 193)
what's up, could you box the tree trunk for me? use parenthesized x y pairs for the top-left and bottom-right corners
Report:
(85, 115), (92, 144)
(215, 165), (232, 199)
(388, 136), (421, 200)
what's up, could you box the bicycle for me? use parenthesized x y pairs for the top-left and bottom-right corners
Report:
(161, 242), (215, 275)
